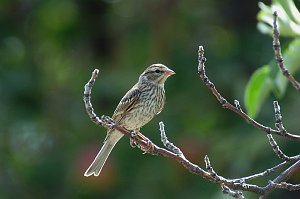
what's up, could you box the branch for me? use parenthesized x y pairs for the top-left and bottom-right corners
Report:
(259, 160), (300, 199)
(84, 65), (300, 198)
(197, 46), (300, 141)
(83, 69), (267, 197)
(84, 13), (300, 196)
(159, 122), (185, 158)
(196, 44), (300, 197)
(270, 181), (300, 191)
(236, 161), (289, 181)
(272, 11), (300, 91)
(266, 133), (298, 162)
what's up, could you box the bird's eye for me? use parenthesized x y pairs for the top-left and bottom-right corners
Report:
(155, 69), (161, 73)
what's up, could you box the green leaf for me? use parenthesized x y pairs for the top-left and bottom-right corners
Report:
(244, 39), (300, 118)
(252, 1), (300, 118)
(245, 65), (272, 118)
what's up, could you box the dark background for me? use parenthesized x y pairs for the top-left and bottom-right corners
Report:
(0, 0), (299, 198)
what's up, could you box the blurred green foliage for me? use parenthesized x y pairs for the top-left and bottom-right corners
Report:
(245, 0), (300, 118)
(0, 0), (299, 199)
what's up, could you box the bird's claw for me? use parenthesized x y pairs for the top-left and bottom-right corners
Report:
(130, 138), (137, 148)
(140, 140), (155, 154)
(129, 130), (155, 153)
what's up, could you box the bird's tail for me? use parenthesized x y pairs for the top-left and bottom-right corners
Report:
(84, 130), (123, 177)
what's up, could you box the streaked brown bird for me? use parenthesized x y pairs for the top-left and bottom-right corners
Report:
(84, 63), (175, 177)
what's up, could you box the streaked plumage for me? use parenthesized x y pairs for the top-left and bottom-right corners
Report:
(84, 63), (175, 177)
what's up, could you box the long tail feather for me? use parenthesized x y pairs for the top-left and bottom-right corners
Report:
(84, 130), (123, 177)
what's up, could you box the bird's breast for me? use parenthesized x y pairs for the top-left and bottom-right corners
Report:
(121, 85), (165, 130)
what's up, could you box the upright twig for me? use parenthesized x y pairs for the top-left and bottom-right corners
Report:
(272, 11), (300, 91)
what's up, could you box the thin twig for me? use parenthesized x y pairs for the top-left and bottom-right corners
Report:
(159, 122), (185, 157)
(272, 11), (300, 91)
(266, 133), (292, 161)
(197, 46), (300, 141)
(236, 161), (289, 181)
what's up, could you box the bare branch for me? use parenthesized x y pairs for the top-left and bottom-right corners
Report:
(159, 122), (185, 157)
(259, 160), (300, 199)
(266, 133), (292, 161)
(270, 181), (300, 191)
(272, 159), (300, 185)
(272, 11), (300, 91)
(83, 69), (267, 197)
(197, 43), (300, 197)
(237, 161), (289, 181)
(197, 46), (300, 141)
(84, 57), (300, 198)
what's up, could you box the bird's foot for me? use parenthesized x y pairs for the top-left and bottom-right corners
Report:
(130, 139), (137, 148)
(140, 139), (155, 154)
(134, 130), (155, 154)
(129, 130), (155, 153)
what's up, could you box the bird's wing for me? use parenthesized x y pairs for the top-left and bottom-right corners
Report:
(112, 85), (141, 122)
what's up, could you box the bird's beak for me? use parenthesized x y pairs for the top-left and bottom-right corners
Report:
(164, 68), (176, 76)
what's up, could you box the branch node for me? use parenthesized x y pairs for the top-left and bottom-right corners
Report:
(204, 155), (218, 179)
(221, 184), (245, 199)
(234, 100), (242, 111)
(265, 127), (271, 134)
(273, 101), (287, 135)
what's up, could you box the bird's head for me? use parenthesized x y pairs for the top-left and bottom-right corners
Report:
(139, 63), (175, 85)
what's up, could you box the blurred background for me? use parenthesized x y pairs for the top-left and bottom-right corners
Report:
(0, 0), (299, 198)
